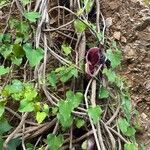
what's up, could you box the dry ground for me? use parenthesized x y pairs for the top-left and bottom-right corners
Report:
(100, 0), (150, 148)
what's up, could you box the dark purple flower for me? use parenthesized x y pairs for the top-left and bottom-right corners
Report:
(85, 47), (101, 76)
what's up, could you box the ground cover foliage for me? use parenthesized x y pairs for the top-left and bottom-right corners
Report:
(0, 0), (145, 149)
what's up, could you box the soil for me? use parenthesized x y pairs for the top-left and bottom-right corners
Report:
(100, 0), (150, 148)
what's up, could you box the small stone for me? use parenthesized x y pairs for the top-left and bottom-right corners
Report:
(121, 36), (127, 43)
(109, 1), (120, 10)
(141, 113), (147, 120)
(124, 45), (136, 59)
(144, 80), (150, 91)
(49, 18), (56, 24)
(105, 17), (112, 28)
(113, 31), (121, 40)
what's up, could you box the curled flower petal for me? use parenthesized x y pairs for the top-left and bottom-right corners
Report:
(86, 47), (100, 66)
(85, 47), (101, 76)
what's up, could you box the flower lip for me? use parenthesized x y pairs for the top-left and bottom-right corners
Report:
(85, 47), (101, 76)
(86, 47), (100, 66)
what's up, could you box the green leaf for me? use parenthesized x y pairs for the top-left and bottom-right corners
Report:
(74, 19), (87, 33)
(58, 91), (83, 128)
(139, 144), (146, 150)
(102, 68), (116, 82)
(9, 80), (23, 94)
(73, 92), (83, 107)
(11, 57), (22, 66)
(26, 143), (34, 150)
(121, 94), (132, 121)
(81, 140), (88, 150)
(43, 104), (49, 114)
(0, 33), (3, 42)
(19, 100), (34, 112)
(84, 0), (94, 13)
(99, 87), (109, 99)
(70, 67), (78, 77)
(61, 44), (72, 55)
(34, 102), (41, 112)
(66, 90), (83, 109)
(60, 66), (78, 83)
(47, 134), (64, 150)
(0, 66), (10, 76)
(23, 43), (44, 67)
(88, 106), (103, 124)
(23, 83), (38, 101)
(125, 126), (136, 137)
(0, 118), (12, 134)
(47, 71), (57, 87)
(52, 107), (58, 115)
(0, 33), (11, 43)
(12, 44), (24, 58)
(58, 100), (73, 115)
(57, 113), (73, 128)
(55, 66), (65, 73)
(7, 138), (21, 150)
(0, 44), (13, 59)
(0, 105), (4, 118)
(124, 143), (137, 150)
(36, 112), (47, 124)
(106, 48), (122, 68)
(21, 0), (32, 6)
(57, 99), (74, 128)
(9, 19), (19, 30)
(118, 118), (130, 134)
(0, 138), (4, 150)
(76, 118), (85, 128)
(0, 100), (6, 118)
(118, 118), (135, 137)
(9, 19), (30, 35)
(24, 11), (41, 22)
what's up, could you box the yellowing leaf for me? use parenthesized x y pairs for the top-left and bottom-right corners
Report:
(84, 0), (94, 13)
(61, 44), (72, 55)
(36, 112), (47, 124)
(76, 118), (85, 128)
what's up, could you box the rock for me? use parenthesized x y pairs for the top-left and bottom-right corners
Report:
(121, 36), (127, 43)
(113, 31), (121, 40)
(105, 17), (112, 28)
(144, 80), (150, 91)
(124, 45), (136, 59)
(135, 18), (150, 31)
(137, 29), (150, 41)
(49, 18), (56, 24)
(109, 1), (120, 10)
(141, 113), (148, 120)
